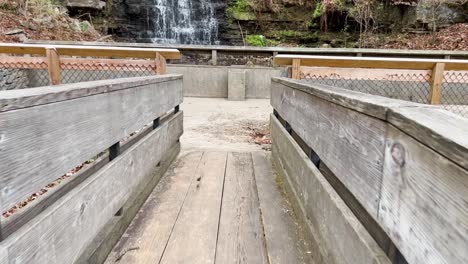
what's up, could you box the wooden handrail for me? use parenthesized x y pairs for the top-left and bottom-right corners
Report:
(0, 43), (181, 85)
(0, 43), (181, 59)
(274, 55), (468, 71)
(274, 54), (468, 105)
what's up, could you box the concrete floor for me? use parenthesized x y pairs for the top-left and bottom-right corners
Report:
(180, 97), (272, 152)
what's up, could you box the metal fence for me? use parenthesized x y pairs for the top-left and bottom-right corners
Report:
(0, 57), (157, 90)
(300, 68), (468, 118)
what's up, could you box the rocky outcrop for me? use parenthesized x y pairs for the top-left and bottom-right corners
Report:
(62, 0), (106, 10)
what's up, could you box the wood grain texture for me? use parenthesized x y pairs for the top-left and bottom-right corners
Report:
(272, 77), (422, 120)
(0, 112), (182, 263)
(0, 78), (183, 212)
(274, 55), (468, 71)
(80, 142), (180, 264)
(160, 152), (227, 264)
(292, 59), (301, 79)
(104, 151), (204, 264)
(0, 75), (182, 112)
(252, 152), (314, 264)
(0, 43), (181, 59)
(155, 52), (167, 75)
(388, 106), (468, 171)
(46, 48), (61, 85)
(378, 124), (468, 264)
(271, 81), (387, 218)
(429, 63), (445, 104)
(270, 115), (390, 264)
(215, 152), (268, 264)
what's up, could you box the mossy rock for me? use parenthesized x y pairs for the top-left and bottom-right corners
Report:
(232, 11), (256, 21)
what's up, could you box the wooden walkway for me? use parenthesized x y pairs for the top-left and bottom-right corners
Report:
(105, 151), (313, 264)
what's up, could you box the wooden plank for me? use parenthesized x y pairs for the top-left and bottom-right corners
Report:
(0, 43), (181, 59)
(160, 152), (227, 264)
(215, 152), (268, 264)
(0, 112), (182, 263)
(379, 124), (468, 264)
(291, 59), (301, 79)
(271, 81), (387, 218)
(0, 75), (182, 112)
(388, 106), (468, 171)
(272, 77), (423, 120)
(0, 78), (183, 212)
(270, 115), (390, 264)
(274, 55), (468, 71)
(428, 62), (445, 104)
(46, 47), (61, 85)
(104, 151), (204, 264)
(155, 52), (167, 75)
(252, 152), (314, 264)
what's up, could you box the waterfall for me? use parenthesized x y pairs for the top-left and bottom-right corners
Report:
(151, 0), (219, 44)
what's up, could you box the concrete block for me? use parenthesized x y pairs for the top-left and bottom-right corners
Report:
(228, 69), (246, 101)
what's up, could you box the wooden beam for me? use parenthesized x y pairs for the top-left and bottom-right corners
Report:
(428, 62), (445, 104)
(274, 55), (468, 71)
(291, 59), (301, 79)
(0, 43), (181, 60)
(155, 52), (167, 75)
(46, 48), (61, 85)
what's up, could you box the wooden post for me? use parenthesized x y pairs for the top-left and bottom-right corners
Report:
(428, 62), (445, 104)
(155, 52), (167, 75)
(291, 59), (301, 80)
(45, 47), (61, 85)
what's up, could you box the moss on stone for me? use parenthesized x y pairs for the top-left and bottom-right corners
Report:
(245, 35), (266, 46)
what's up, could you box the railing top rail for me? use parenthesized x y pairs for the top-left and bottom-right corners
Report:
(274, 54), (468, 70)
(24, 40), (468, 57)
(272, 77), (468, 170)
(0, 43), (181, 59)
(0, 74), (182, 112)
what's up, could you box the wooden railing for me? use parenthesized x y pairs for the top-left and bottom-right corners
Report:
(270, 77), (468, 264)
(274, 55), (468, 105)
(0, 43), (181, 85)
(0, 75), (183, 263)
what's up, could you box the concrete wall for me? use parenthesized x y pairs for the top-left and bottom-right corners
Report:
(167, 65), (287, 99)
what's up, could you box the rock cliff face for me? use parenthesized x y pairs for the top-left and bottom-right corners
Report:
(64, 0), (468, 45)
(111, 0), (227, 44)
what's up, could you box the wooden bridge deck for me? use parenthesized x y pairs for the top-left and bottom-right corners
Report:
(105, 151), (313, 264)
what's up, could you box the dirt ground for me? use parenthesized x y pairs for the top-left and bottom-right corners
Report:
(180, 97), (272, 153)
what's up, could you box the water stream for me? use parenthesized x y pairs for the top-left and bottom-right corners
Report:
(151, 0), (219, 44)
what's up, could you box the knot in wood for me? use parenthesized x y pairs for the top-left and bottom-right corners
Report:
(390, 142), (406, 168)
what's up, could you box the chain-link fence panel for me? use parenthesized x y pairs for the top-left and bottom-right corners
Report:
(0, 56), (158, 90)
(300, 67), (468, 118)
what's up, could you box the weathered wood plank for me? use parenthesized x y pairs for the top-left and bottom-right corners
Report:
(388, 106), (468, 171)
(274, 55), (468, 71)
(215, 152), (268, 264)
(0, 77), (183, 212)
(80, 141), (180, 264)
(429, 62), (445, 104)
(252, 152), (314, 264)
(155, 52), (167, 75)
(0, 112), (182, 263)
(271, 81), (387, 218)
(270, 115), (391, 264)
(291, 59), (301, 79)
(0, 43), (181, 59)
(104, 151), (204, 264)
(379, 124), (468, 264)
(45, 47), (61, 85)
(160, 152), (227, 264)
(272, 77), (423, 120)
(0, 75), (181, 112)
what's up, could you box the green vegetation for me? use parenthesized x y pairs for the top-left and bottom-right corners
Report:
(245, 35), (266, 46)
(226, 0), (251, 18)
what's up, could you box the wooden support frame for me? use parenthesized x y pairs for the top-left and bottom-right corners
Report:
(155, 52), (167, 75)
(291, 59), (301, 79)
(428, 62), (445, 104)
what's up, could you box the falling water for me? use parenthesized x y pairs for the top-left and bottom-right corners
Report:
(151, 0), (219, 44)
